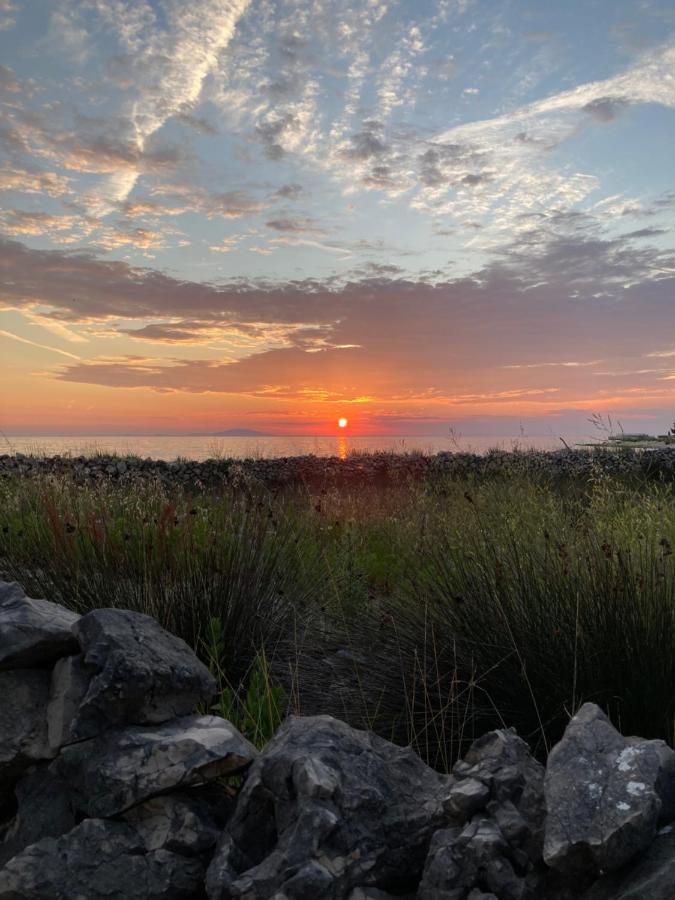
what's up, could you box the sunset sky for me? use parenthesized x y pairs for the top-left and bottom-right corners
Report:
(1, 0), (675, 436)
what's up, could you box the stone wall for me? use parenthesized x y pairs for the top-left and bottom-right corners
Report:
(0, 579), (673, 899)
(4, 446), (675, 490)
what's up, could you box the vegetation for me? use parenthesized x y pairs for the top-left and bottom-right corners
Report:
(0, 459), (673, 768)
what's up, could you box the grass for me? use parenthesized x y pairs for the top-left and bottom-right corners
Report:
(0, 459), (673, 767)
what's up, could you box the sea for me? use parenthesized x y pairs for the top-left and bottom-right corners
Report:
(1, 434), (592, 462)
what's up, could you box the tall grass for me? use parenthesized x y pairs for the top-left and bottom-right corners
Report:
(0, 464), (673, 766)
(0, 473), (323, 691)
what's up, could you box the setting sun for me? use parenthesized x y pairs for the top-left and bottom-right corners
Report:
(338, 417), (348, 429)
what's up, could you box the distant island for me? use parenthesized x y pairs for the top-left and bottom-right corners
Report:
(193, 429), (270, 437)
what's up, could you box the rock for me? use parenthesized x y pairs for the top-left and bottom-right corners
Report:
(455, 728), (546, 863)
(46, 654), (89, 751)
(122, 792), (223, 856)
(444, 777), (490, 818)
(347, 890), (414, 900)
(205, 714), (451, 900)
(69, 608), (216, 738)
(0, 818), (205, 899)
(0, 581), (78, 669)
(418, 821), (524, 900)
(0, 671), (53, 786)
(461, 728), (546, 835)
(0, 766), (75, 867)
(543, 703), (675, 875)
(581, 827), (675, 899)
(418, 728), (547, 899)
(52, 714), (256, 817)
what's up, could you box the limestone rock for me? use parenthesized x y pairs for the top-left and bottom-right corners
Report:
(0, 818), (205, 899)
(581, 827), (675, 899)
(52, 714), (256, 817)
(419, 728), (546, 899)
(418, 821), (522, 900)
(347, 890), (414, 900)
(0, 671), (53, 786)
(122, 792), (223, 856)
(46, 653), (89, 751)
(543, 703), (675, 875)
(0, 581), (78, 670)
(205, 714), (451, 900)
(0, 766), (75, 867)
(444, 777), (490, 818)
(69, 608), (217, 738)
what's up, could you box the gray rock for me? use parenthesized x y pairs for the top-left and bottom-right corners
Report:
(543, 703), (675, 875)
(52, 714), (256, 817)
(461, 728), (546, 836)
(0, 671), (53, 786)
(122, 792), (222, 856)
(70, 608), (217, 738)
(444, 777), (490, 818)
(347, 890), (413, 900)
(0, 818), (205, 899)
(0, 766), (75, 867)
(206, 715), (451, 900)
(581, 827), (675, 899)
(0, 581), (78, 670)
(46, 654), (89, 751)
(418, 728), (547, 899)
(418, 820), (524, 900)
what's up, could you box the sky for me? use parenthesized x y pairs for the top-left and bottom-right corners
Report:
(1, 0), (675, 437)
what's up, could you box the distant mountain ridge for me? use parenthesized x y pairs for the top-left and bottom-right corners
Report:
(196, 429), (270, 437)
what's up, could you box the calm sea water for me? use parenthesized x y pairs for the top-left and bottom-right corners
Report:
(2, 434), (590, 462)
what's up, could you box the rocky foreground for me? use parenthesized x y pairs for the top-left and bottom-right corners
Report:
(0, 580), (673, 899)
(5, 446), (675, 489)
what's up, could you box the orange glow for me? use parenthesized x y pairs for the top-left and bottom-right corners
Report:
(338, 417), (348, 429)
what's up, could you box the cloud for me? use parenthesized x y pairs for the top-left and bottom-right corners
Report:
(582, 97), (628, 122)
(3, 209), (675, 413)
(265, 217), (323, 234)
(30, 0), (251, 212)
(342, 121), (389, 161)
(255, 114), (301, 160)
(0, 209), (78, 236)
(148, 183), (268, 219)
(0, 0), (17, 32)
(0, 328), (81, 360)
(0, 64), (21, 94)
(0, 164), (71, 196)
(274, 183), (304, 200)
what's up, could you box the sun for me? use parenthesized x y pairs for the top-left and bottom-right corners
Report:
(338, 417), (348, 429)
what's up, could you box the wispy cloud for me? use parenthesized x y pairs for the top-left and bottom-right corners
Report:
(0, 328), (81, 360)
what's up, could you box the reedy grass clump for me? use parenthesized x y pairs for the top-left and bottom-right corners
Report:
(0, 472), (323, 692)
(0, 463), (673, 766)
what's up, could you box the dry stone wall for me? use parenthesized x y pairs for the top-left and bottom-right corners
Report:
(5, 447), (675, 490)
(0, 579), (673, 899)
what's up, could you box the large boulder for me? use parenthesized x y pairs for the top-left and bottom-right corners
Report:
(0, 766), (75, 867)
(0, 671), (54, 787)
(419, 728), (547, 899)
(0, 818), (205, 899)
(205, 715), (451, 900)
(543, 703), (675, 876)
(0, 581), (78, 669)
(52, 714), (257, 817)
(581, 827), (675, 900)
(67, 608), (217, 739)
